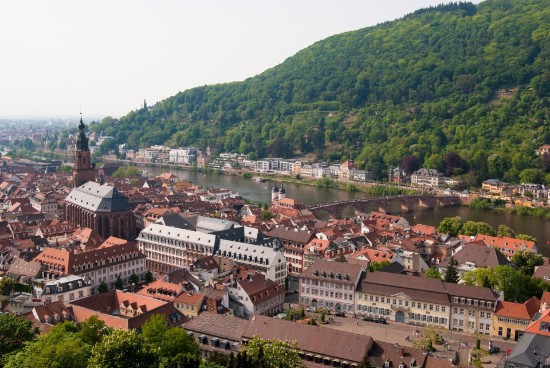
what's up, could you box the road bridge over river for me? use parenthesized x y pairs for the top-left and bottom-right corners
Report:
(307, 195), (465, 219)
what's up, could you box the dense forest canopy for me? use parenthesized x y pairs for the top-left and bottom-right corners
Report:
(91, 0), (550, 185)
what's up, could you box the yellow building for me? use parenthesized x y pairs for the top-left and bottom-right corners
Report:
(492, 296), (540, 341)
(174, 292), (205, 318)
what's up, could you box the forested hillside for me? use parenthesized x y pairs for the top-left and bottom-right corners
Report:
(91, 0), (550, 185)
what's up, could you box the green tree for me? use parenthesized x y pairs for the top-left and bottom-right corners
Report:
(142, 314), (198, 365)
(497, 225), (515, 238)
(519, 169), (545, 184)
(246, 337), (301, 368)
(57, 165), (72, 173)
(5, 322), (89, 368)
(516, 234), (538, 245)
(412, 325), (443, 352)
(369, 260), (390, 272)
(112, 166), (140, 179)
(460, 221), (496, 236)
(357, 354), (374, 368)
(144, 271), (154, 283)
(335, 254), (347, 263)
(129, 273), (139, 288)
(424, 267), (441, 279)
(77, 316), (111, 346)
(0, 313), (38, 365)
(443, 257), (459, 284)
(97, 281), (109, 293)
(511, 249), (544, 276)
(260, 210), (273, 221)
(437, 216), (463, 237)
(88, 329), (158, 368)
(0, 277), (15, 295)
(463, 266), (547, 302)
(114, 276), (124, 290)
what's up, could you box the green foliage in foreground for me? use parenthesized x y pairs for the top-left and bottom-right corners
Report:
(2, 314), (303, 368)
(90, 0), (550, 185)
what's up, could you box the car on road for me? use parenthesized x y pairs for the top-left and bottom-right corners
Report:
(335, 312), (346, 317)
(362, 316), (374, 322)
(306, 307), (316, 313)
(375, 317), (387, 324)
(489, 347), (500, 354)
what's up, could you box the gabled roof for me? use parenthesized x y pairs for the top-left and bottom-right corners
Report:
(65, 181), (131, 213)
(242, 315), (373, 363)
(495, 297), (540, 320)
(451, 243), (512, 268)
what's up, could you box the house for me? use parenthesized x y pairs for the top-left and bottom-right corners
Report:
(411, 168), (454, 188)
(504, 308), (550, 368)
(68, 289), (186, 330)
(34, 238), (146, 291)
(442, 242), (512, 279)
(299, 259), (365, 314)
(226, 272), (284, 317)
(38, 275), (92, 304)
(183, 312), (246, 359)
(136, 279), (185, 302)
(482, 179), (509, 194)
(356, 272), (501, 334)
(174, 291), (205, 318)
(265, 227), (315, 276)
(474, 234), (538, 259)
(535, 145), (550, 156)
(30, 301), (74, 332)
(493, 296), (540, 341)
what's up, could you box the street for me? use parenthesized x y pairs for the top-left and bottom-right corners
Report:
(318, 315), (517, 366)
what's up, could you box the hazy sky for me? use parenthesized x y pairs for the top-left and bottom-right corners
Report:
(1, 0), (482, 118)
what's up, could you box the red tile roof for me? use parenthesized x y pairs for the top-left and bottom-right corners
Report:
(495, 297), (540, 320)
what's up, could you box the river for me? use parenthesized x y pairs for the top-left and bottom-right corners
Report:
(146, 166), (550, 256)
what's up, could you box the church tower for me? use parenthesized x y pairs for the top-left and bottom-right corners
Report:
(73, 115), (96, 188)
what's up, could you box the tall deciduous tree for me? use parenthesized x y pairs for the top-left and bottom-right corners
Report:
(246, 337), (301, 368)
(0, 314), (38, 365)
(511, 249), (544, 276)
(88, 329), (158, 368)
(437, 216), (463, 237)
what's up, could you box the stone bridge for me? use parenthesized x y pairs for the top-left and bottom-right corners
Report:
(307, 195), (463, 219)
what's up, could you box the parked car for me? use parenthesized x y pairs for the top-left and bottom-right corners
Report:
(362, 316), (374, 322)
(375, 317), (387, 324)
(335, 311), (346, 317)
(489, 347), (500, 354)
(306, 307), (316, 313)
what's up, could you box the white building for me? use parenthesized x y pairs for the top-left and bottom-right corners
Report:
(299, 259), (364, 314)
(216, 239), (287, 286)
(38, 275), (92, 304)
(169, 147), (198, 164)
(226, 272), (284, 317)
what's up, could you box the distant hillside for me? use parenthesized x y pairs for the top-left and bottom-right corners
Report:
(91, 0), (550, 184)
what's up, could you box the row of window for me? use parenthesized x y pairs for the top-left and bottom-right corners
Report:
(453, 297), (492, 309)
(360, 294), (447, 312)
(497, 317), (529, 325)
(302, 279), (353, 290)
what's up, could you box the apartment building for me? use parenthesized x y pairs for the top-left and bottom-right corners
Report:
(356, 272), (502, 333)
(299, 259), (364, 313)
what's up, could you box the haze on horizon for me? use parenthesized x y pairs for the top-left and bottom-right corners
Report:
(1, 0), (482, 119)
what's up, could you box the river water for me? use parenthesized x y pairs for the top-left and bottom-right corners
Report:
(146, 166), (550, 256)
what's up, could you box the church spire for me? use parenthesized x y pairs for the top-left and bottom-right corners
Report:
(76, 113), (89, 151)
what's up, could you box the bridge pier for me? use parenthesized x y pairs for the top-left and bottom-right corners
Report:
(400, 203), (411, 213)
(418, 198), (434, 209)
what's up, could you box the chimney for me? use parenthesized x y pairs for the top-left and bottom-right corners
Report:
(400, 347), (405, 358)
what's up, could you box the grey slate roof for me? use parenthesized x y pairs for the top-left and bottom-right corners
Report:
(65, 181), (131, 213)
(506, 333), (550, 368)
(42, 275), (88, 295)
